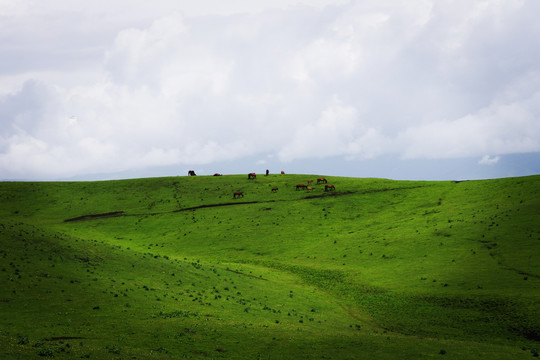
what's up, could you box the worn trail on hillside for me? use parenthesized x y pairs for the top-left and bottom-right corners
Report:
(64, 201), (260, 222)
(63, 193), (353, 222)
(63, 185), (424, 223)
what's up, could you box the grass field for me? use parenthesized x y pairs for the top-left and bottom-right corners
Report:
(1, 174), (539, 359)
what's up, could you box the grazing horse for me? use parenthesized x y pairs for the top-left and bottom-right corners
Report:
(248, 173), (256, 179)
(296, 184), (307, 190)
(306, 186), (314, 192)
(324, 184), (335, 191)
(271, 187), (278, 193)
(188, 170), (196, 176)
(317, 177), (327, 184)
(307, 180), (313, 185)
(233, 191), (244, 198)
(213, 173), (222, 176)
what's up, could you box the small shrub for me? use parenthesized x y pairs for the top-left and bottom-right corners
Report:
(17, 335), (29, 345)
(153, 346), (169, 354)
(37, 348), (54, 357)
(106, 345), (121, 354)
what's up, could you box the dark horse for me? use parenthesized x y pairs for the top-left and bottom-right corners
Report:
(248, 173), (256, 179)
(296, 184), (307, 190)
(213, 173), (222, 176)
(233, 191), (244, 198)
(188, 170), (196, 176)
(324, 184), (335, 191)
(317, 177), (327, 184)
(271, 187), (278, 192)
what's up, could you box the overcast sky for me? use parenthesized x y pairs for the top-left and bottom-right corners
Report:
(1, 0), (540, 181)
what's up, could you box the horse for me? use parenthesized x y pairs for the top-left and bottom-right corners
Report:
(188, 170), (196, 176)
(233, 191), (244, 198)
(296, 184), (307, 190)
(324, 184), (335, 191)
(317, 177), (327, 184)
(248, 173), (257, 179)
(213, 173), (222, 176)
(271, 187), (278, 193)
(266, 169), (269, 176)
(307, 180), (313, 185)
(306, 186), (314, 192)
(281, 171), (285, 174)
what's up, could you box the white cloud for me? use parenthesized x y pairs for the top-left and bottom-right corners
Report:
(1, 0), (540, 179)
(0, 0), (29, 16)
(278, 96), (387, 161)
(397, 91), (540, 159)
(479, 155), (500, 165)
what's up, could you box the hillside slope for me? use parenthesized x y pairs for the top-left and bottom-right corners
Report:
(1, 174), (539, 359)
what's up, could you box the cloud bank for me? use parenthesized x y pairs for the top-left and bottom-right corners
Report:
(1, 0), (539, 179)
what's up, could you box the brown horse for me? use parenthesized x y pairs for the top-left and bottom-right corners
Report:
(324, 184), (335, 191)
(248, 173), (256, 179)
(271, 187), (278, 192)
(307, 180), (313, 185)
(213, 173), (222, 176)
(281, 171), (285, 174)
(233, 191), (244, 198)
(306, 186), (314, 192)
(317, 177), (327, 184)
(296, 184), (307, 190)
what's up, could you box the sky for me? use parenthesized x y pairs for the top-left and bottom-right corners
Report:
(1, 0), (540, 181)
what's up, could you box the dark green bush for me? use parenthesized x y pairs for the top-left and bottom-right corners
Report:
(37, 348), (54, 357)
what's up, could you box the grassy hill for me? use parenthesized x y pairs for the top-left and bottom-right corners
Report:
(1, 174), (539, 359)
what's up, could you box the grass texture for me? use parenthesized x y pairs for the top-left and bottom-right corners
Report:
(1, 174), (539, 359)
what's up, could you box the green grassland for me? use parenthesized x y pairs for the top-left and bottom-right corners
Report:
(1, 174), (539, 359)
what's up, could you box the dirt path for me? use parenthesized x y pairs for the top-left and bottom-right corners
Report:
(63, 190), (361, 223)
(64, 211), (124, 222)
(63, 201), (261, 222)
